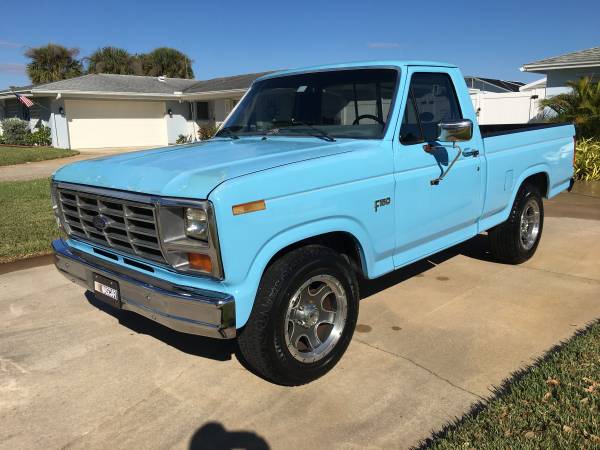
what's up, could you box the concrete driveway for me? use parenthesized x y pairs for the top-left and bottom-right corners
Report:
(1, 191), (599, 449)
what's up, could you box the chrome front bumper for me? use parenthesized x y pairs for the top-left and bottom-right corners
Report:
(52, 239), (235, 338)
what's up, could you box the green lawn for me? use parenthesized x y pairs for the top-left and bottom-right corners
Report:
(0, 178), (59, 263)
(422, 321), (600, 449)
(0, 146), (79, 166)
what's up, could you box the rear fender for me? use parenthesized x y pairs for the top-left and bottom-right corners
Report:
(479, 164), (550, 231)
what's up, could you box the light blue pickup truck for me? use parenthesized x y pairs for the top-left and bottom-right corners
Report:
(51, 61), (575, 385)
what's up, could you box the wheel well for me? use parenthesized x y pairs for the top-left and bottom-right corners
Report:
(266, 232), (366, 277)
(523, 172), (549, 198)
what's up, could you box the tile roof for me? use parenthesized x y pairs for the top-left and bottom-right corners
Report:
(32, 73), (198, 94)
(183, 71), (273, 94)
(25, 71), (272, 96)
(522, 46), (600, 71)
(0, 84), (34, 95)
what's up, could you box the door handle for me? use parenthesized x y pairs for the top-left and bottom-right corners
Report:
(462, 149), (480, 157)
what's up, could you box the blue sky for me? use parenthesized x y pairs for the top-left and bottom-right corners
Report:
(1, 0), (599, 88)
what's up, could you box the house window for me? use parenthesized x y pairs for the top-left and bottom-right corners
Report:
(196, 102), (209, 120)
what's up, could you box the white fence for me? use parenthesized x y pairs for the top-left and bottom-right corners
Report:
(470, 88), (546, 124)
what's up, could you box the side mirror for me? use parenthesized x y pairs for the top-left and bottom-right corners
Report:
(437, 119), (473, 142)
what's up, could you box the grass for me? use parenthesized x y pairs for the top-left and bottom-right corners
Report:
(0, 178), (59, 263)
(420, 321), (600, 449)
(0, 146), (79, 166)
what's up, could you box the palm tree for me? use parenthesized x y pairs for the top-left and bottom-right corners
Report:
(86, 46), (134, 75)
(25, 44), (83, 84)
(540, 77), (600, 138)
(142, 47), (194, 79)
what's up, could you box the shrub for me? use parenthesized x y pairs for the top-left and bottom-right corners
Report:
(540, 77), (600, 138)
(575, 138), (600, 181)
(175, 134), (191, 144)
(198, 124), (217, 141)
(28, 125), (52, 146)
(0, 118), (30, 145)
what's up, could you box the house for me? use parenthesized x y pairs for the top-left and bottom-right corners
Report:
(521, 45), (600, 96)
(7, 50), (595, 149)
(0, 71), (270, 150)
(0, 84), (41, 129)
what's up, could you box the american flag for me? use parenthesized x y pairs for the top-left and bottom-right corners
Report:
(14, 92), (34, 108)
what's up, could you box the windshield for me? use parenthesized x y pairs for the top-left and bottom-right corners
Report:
(218, 68), (399, 140)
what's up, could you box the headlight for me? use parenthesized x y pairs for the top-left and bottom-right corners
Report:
(157, 201), (223, 279)
(185, 208), (208, 241)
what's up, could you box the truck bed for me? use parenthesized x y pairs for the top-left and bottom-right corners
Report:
(478, 121), (574, 232)
(479, 122), (571, 138)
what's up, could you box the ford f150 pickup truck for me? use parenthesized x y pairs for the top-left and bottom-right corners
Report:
(51, 60), (575, 385)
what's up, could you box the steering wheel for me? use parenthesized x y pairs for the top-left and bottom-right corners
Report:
(352, 114), (384, 125)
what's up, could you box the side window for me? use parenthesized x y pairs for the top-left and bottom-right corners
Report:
(400, 72), (462, 144)
(399, 95), (423, 144)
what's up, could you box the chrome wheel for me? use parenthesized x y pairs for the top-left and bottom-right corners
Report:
(284, 274), (348, 363)
(519, 198), (541, 250)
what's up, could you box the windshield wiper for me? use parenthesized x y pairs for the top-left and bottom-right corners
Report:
(281, 119), (336, 142)
(215, 126), (240, 140)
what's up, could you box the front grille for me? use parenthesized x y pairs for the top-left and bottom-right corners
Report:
(57, 188), (166, 264)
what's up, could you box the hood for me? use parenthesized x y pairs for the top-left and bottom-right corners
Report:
(53, 137), (356, 199)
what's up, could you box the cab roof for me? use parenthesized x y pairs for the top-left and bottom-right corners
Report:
(256, 60), (457, 82)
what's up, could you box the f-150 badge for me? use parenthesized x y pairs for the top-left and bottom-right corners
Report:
(374, 197), (391, 212)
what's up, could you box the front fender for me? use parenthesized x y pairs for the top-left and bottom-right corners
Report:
(231, 217), (392, 328)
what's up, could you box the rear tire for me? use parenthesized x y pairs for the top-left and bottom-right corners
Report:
(489, 182), (544, 264)
(237, 245), (359, 386)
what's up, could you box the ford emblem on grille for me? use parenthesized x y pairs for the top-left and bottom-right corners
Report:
(93, 215), (110, 231)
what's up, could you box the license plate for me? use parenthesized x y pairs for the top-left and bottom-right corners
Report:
(93, 273), (121, 308)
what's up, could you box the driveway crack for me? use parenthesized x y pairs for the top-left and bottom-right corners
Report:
(354, 337), (486, 401)
(519, 265), (600, 284)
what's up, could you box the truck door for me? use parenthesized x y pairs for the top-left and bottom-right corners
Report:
(392, 68), (484, 268)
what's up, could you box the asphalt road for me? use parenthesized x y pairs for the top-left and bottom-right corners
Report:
(1, 191), (599, 449)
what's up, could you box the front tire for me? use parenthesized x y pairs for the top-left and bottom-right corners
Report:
(489, 182), (544, 264)
(237, 245), (359, 386)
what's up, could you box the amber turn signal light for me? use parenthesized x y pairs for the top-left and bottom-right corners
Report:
(188, 253), (213, 272)
(232, 200), (266, 215)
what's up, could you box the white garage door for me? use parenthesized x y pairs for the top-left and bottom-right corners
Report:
(66, 99), (168, 149)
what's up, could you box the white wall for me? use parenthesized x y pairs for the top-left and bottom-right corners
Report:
(50, 97), (70, 149)
(546, 67), (600, 96)
(470, 89), (546, 124)
(209, 98), (240, 126)
(165, 100), (193, 143)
